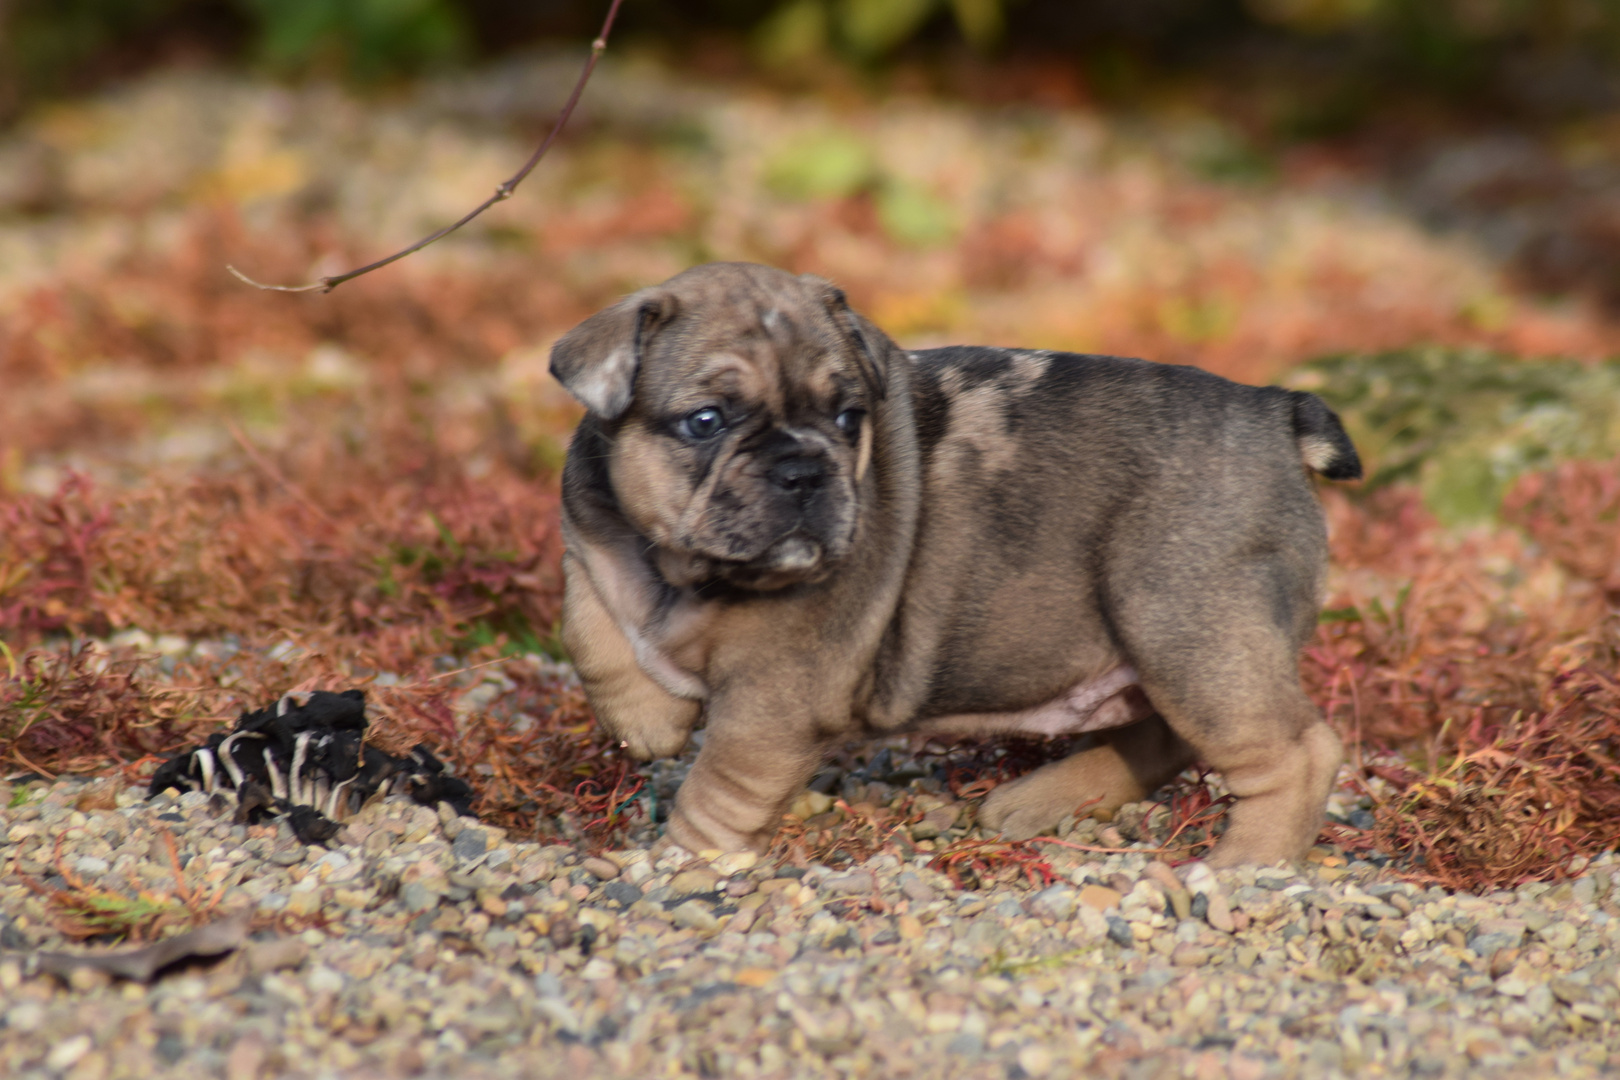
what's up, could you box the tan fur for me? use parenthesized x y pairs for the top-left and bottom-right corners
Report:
(550, 262), (1361, 869)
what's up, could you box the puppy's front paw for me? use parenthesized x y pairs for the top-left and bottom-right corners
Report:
(612, 724), (693, 762)
(978, 776), (1068, 841)
(664, 805), (772, 857)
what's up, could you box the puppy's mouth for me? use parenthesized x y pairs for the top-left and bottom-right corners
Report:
(761, 533), (822, 573)
(658, 530), (833, 590)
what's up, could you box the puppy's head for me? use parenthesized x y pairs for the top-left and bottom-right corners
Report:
(551, 263), (893, 590)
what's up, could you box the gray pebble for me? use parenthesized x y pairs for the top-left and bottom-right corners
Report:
(400, 881), (442, 914)
(451, 830), (488, 862)
(604, 880), (644, 907)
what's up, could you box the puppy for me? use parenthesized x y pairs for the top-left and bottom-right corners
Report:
(549, 262), (1361, 867)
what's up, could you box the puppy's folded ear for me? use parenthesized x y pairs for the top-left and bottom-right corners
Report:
(550, 290), (678, 419)
(804, 275), (891, 400)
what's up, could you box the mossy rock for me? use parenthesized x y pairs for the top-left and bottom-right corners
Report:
(1285, 348), (1620, 525)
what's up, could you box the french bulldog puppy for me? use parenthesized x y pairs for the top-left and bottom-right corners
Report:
(549, 262), (1360, 867)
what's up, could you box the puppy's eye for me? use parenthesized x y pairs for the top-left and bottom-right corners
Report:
(679, 407), (727, 440)
(835, 408), (866, 437)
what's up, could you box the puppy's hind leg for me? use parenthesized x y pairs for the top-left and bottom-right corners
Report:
(1131, 625), (1342, 868)
(562, 553), (701, 760)
(978, 715), (1195, 841)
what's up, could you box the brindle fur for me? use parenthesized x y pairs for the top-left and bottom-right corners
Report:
(550, 262), (1361, 867)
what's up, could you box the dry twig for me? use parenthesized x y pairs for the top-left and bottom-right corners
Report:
(227, 0), (625, 293)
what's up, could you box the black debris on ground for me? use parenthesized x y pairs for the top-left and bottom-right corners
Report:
(146, 689), (474, 842)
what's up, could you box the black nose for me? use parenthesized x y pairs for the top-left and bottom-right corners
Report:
(767, 455), (827, 494)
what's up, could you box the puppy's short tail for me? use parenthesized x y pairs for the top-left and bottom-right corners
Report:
(1290, 392), (1362, 481)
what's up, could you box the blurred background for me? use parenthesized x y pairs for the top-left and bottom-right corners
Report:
(3, 2), (1619, 875)
(3, 0), (1620, 493)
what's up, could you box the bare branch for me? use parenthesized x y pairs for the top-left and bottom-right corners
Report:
(228, 0), (626, 294)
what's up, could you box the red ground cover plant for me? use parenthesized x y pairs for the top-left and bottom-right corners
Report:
(1305, 470), (1620, 889)
(1504, 455), (1620, 603)
(5, 408), (1620, 883)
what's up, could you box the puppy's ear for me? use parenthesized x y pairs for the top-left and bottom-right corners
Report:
(806, 275), (891, 400)
(550, 290), (678, 418)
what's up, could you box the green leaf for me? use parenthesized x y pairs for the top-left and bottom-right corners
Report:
(754, 0), (832, 67)
(876, 179), (958, 247)
(765, 130), (876, 201)
(837, 0), (939, 58)
(948, 0), (1004, 47)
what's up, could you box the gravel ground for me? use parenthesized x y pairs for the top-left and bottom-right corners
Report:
(3, 763), (1619, 1080)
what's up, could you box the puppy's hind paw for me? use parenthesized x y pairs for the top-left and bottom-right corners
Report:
(977, 780), (1064, 842)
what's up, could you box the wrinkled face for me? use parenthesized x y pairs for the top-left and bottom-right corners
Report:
(608, 284), (875, 590)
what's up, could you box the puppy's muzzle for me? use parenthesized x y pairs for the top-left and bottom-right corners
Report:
(767, 453), (828, 499)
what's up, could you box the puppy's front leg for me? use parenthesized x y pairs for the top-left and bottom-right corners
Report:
(562, 553), (701, 760)
(665, 702), (831, 854)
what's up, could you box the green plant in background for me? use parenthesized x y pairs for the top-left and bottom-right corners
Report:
(0, 0), (467, 105)
(763, 126), (958, 246)
(1287, 348), (1620, 525)
(756, 0), (1010, 66)
(236, 0), (468, 79)
(1, 0), (197, 101)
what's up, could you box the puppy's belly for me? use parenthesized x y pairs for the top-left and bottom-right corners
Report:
(915, 665), (1154, 738)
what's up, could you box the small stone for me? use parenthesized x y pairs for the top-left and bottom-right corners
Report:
(604, 881), (644, 907)
(1538, 922), (1578, 951)
(898, 873), (937, 904)
(1204, 891), (1235, 933)
(669, 868), (720, 898)
(269, 847), (305, 866)
(69, 966), (111, 992)
(1550, 976), (1589, 1004)
(1106, 916), (1134, 947)
(1171, 944), (1209, 967)
(437, 801), (464, 838)
(47, 1034), (92, 1071)
(1495, 976), (1530, 997)
(821, 870), (876, 895)
(1079, 885), (1123, 912)
(73, 855), (110, 876)
(5, 1001), (46, 1033)
(672, 900), (719, 932)
(451, 830), (487, 862)
(1363, 902), (1403, 920)
(909, 820), (941, 841)
(1030, 885), (1077, 921)
(1142, 861), (1182, 894)
(284, 890), (322, 917)
(711, 851), (758, 876)
(789, 791), (835, 819)
(1017, 1043), (1054, 1077)
(400, 881), (442, 914)
(581, 856), (620, 881)
(1470, 919), (1527, 956)
(306, 964), (344, 994)
(1181, 862), (1216, 894)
